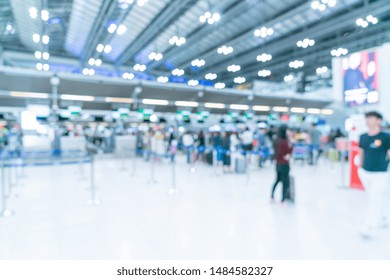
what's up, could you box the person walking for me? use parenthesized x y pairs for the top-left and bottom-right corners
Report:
(270, 125), (293, 204)
(358, 111), (390, 238)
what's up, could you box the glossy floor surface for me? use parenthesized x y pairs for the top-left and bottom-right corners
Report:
(0, 155), (389, 259)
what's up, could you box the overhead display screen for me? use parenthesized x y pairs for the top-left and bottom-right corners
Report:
(343, 50), (379, 107)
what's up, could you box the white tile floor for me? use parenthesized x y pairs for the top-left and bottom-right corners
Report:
(0, 155), (389, 260)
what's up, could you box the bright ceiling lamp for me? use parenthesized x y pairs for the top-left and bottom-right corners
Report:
(284, 74), (294, 82)
(297, 38), (315, 48)
(42, 63), (50, 71)
(356, 15), (378, 28)
(254, 26), (274, 38)
(175, 101), (199, 107)
(61, 94), (95, 102)
(191, 59), (205, 67)
(103, 44), (112, 54)
(172, 68), (184, 76)
(10, 91), (49, 99)
(42, 52), (50, 60)
(136, 0), (148, 6)
(290, 107), (306, 113)
(227, 64), (240, 72)
(34, 51), (42, 59)
(253, 105), (270, 111)
(32, 33), (40, 43)
(273, 106), (289, 112)
(29, 7), (38, 19)
(122, 72), (134, 80)
(307, 108), (321, 114)
(321, 109), (334, 115)
(230, 104), (249, 110)
(330, 47), (348, 57)
(234, 77), (246, 84)
(107, 23), (117, 34)
(205, 73), (217, 80)
(311, 0), (336, 11)
(133, 64), (146, 72)
(36, 63), (43, 71)
(316, 66), (328, 75)
(205, 102), (225, 109)
(157, 76), (168, 83)
(142, 99), (169, 106)
(41, 10), (49, 21)
(116, 24), (127, 35)
(82, 68), (95, 76)
(42, 35), (50, 45)
(214, 82), (225, 89)
(257, 53), (272, 62)
(289, 60), (304, 69)
(217, 45), (233, 55)
(188, 80), (199, 87)
(96, 44), (105, 52)
(148, 52), (163, 61)
(105, 97), (133, 103)
(169, 36), (186, 46)
(258, 69), (271, 77)
(199, 11), (220, 25)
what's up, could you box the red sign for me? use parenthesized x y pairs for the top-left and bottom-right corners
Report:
(335, 138), (349, 151)
(349, 140), (364, 190)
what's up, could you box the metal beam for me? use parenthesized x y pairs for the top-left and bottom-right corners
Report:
(115, 0), (198, 66)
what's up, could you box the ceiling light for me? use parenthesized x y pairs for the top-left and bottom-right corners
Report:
(199, 11), (220, 25)
(10, 91), (49, 99)
(157, 76), (169, 83)
(142, 99), (169, 106)
(289, 60), (304, 69)
(122, 72), (134, 80)
(316, 66), (328, 75)
(321, 109), (334, 115)
(137, 0), (148, 7)
(36, 63), (43, 71)
(234, 77), (246, 84)
(230, 104), (249, 110)
(42, 35), (50, 44)
(32, 34), (40, 43)
(297, 38), (315, 48)
(61, 94), (95, 102)
(205, 73), (217, 80)
(217, 45), (233, 55)
(95, 59), (102, 67)
(273, 106), (289, 112)
(96, 44), (104, 52)
(284, 74), (294, 82)
(34, 51), (42, 59)
(307, 108), (321, 114)
(105, 97), (133, 103)
(188, 80), (199, 87)
(43, 64), (50, 71)
(254, 27), (274, 38)
(82, 68), (95, 76)
(116, 24), (127, 35)
(169, 36), (186, 46)
(191, 59), (205, 67)
(256, 53), (272, 62)
(312, 0), (335, 11)
(214, 82), (225, 89)
(88, 58), (96, 66)
(356, 15), (378, 28)
(175, 101), (199, 107)
(133, 64), (146, 72)
(41, 10), (49, 21)
(205, 102), (225, 109)
(253, 105), (270, 111)
(290, 107), (306, 113)
(29, 7), (38, 19)
(258, 69), (271, 77)
(172, 68), (184, 76)
(227, 64), (241, 72)
(148, 52), (163, 61)
(107, 23), (117, 34)
(330, 47), (348, 57)
(103, 45), (112, 54)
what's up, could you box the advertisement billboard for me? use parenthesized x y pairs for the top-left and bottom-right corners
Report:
(343, 50), (379, 106)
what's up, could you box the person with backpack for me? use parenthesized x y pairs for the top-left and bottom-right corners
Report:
(270, 125), (293, 204)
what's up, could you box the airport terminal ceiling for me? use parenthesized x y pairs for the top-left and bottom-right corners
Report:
(0, 0), (389, 108)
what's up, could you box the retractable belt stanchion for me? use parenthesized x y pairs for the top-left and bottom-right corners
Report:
(245, 152), (251, 186)
(78, 151), (86, 180)
(336, 138), (349, 189)
(120, 149), (127, 171)
(148, 150), (157, 184)
(1, 159), (13, 217)
(130, 148), (137, 177)
(86, 153), (100, 206)
(168, 153), (178, 195)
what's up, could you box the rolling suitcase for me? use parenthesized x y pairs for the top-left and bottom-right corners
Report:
(205, 151), (213, 165)
(235, 156), (246, 173)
